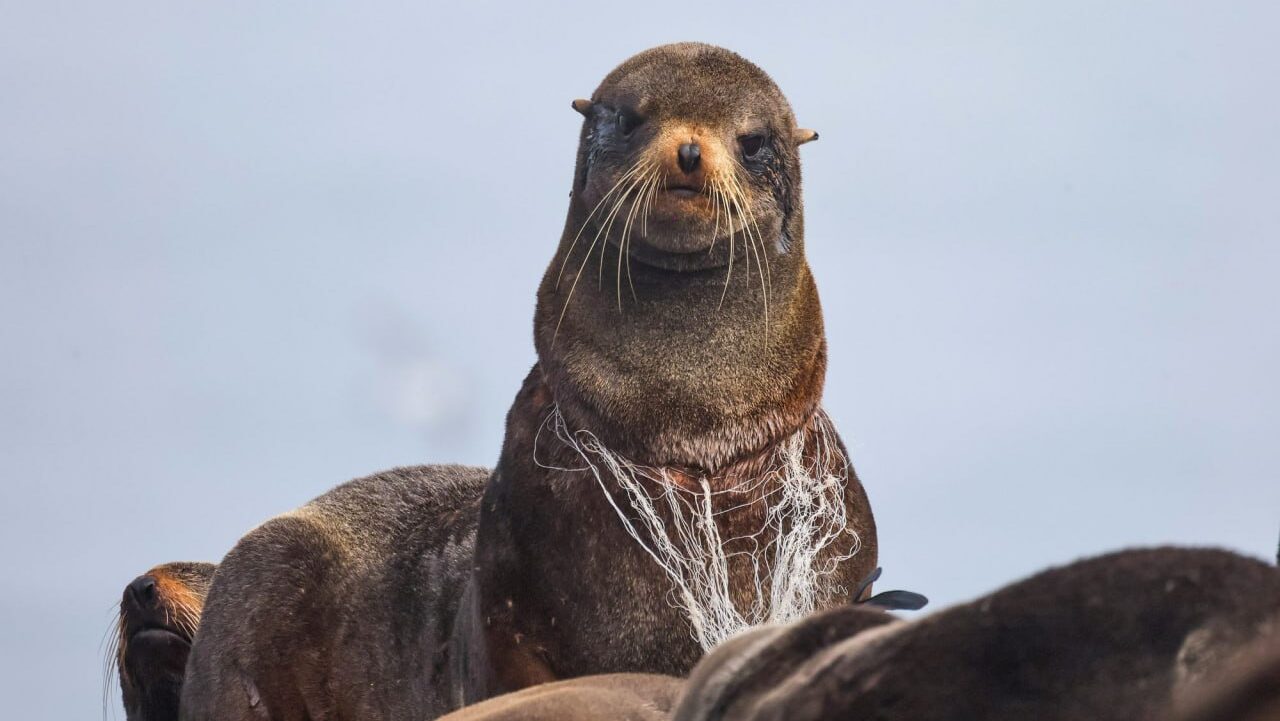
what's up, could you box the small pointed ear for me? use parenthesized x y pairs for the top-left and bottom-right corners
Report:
(571, 98), (594, 116)
(794, 128), (820, 145)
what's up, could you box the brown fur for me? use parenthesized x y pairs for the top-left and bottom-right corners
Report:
(1176, 640), (1280, 721)
(460, 42), (876, 700)
(673, 547), (1280, 721)
(539, 42), (827, 470)
(181, 465), (489, 721)
(436, 674), (682, 721)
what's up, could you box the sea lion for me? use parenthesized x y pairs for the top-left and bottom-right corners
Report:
(181, 43), (874, 720)
(111, 561), (217, 721)
(454, 40), (875, 700)
(434, 674), (683, 721)
(672, 547), (1280, 721)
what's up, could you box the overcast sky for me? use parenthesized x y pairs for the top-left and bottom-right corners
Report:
(2, 2), (1278, 718)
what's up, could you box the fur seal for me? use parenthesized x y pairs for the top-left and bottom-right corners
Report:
(673, 547), (1280, 721)
(112, 561), (217, 721)
(181, 43), (874, 720)
(455, 40), (875, 700)
(434, 674), (683, 721)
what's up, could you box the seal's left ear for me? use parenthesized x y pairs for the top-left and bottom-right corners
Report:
(794, 128), (820, 145)
(572, 99), (594, 116)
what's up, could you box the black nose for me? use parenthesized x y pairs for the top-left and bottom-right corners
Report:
(127, 575), (158, 609)
(677, 143), (701, 174)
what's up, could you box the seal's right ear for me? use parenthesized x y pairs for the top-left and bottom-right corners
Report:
(572, 99), (594, 116)
(794, 128), (819, 145)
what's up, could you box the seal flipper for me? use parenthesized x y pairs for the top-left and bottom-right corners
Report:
(861, 590), (929, 611)
(852, 566), (929, 612)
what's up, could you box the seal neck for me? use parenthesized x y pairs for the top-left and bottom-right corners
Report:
(533, 204), (826, 472)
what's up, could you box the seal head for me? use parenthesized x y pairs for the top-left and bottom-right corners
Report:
(539, 43), (832, 471)
(113, 561), (216, 721)
(568, 42), (817, 269)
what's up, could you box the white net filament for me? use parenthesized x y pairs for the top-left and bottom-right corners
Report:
(539, 406), (860, 651)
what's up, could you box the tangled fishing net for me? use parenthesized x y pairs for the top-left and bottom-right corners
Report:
(538, 406), (861, 650)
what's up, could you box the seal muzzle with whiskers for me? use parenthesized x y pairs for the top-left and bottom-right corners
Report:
(106, 561), (215, 721)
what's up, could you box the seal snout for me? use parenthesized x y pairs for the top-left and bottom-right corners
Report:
(127, 575), (158, 607)
(120, 569), (197, 641)
(123, 574), (163, 627)
(677, 142), (701, 174)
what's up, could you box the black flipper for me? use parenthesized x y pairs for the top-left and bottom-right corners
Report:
(853, 566), (928, 611)
(861, 590), (929, 611)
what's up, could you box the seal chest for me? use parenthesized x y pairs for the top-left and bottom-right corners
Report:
(545, 405), (862, 650)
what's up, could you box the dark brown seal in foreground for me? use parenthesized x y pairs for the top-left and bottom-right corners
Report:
(180, 43), (875, 721)
(112, 561), (216, 721)
(673, 547), (1280, 721)
(436, 674), (683, 721)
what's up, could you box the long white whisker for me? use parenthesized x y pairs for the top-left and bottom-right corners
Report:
(595, 164), (653, 285)
(717, 180), (737, 308)
(615, 167), (656, 311)
(556, 159), (652, 288)
(725, 172), (771, 339)
(554, 165), (654, 342)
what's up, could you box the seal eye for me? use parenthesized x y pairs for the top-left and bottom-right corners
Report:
(739, 133), (768, 158)
(617, 109), (643, 137)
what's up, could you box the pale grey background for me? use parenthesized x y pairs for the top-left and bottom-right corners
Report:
(2, 2), (1277, 718)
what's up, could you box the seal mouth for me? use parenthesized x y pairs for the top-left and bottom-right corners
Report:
(127, 625), (191, 647)
(122, 625), (193, 689)
(664, 183), (704, 199)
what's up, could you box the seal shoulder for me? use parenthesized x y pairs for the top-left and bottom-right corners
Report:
(182, 464), (490, 721)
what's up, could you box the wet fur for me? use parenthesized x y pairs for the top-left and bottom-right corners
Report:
(673, 547), (1280, 721)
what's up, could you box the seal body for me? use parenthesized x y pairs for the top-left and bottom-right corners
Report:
(435, 674), (683, 721)
(673, 547), (1280, 721)
(457, 42), (876, 699)
(181, 465), (489, 721)
(115, 561), (217, 721)
(456, 369), (873, 695)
